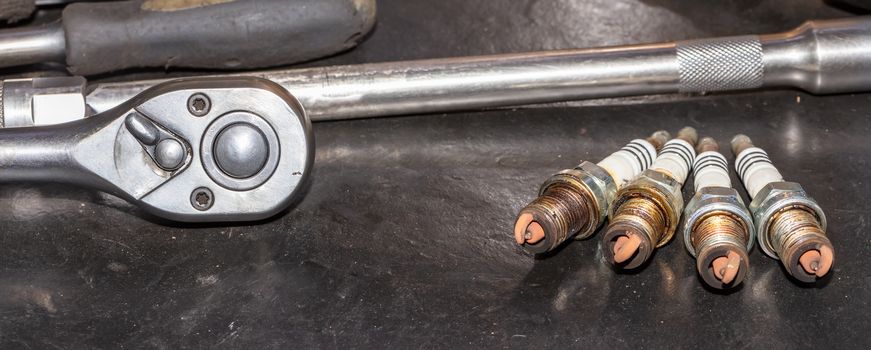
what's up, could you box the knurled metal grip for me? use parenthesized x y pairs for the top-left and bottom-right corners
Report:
(0, 82), (4, 128)
(677, 35), (764, 93)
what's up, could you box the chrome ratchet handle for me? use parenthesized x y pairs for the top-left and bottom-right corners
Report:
(0, 77), (314, 222)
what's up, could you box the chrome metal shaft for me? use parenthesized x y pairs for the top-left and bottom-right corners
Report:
(0, 23), (65, 68)
(6, 16), (871, 126)
(0, 123), (82, 183)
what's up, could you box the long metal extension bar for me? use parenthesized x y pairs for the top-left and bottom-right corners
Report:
(4, 16), (871, 127)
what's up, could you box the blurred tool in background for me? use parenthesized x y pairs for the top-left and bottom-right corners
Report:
(1, 0), (121, 23)
(0, 0), (79, 23)
(830, 0), (871, 12)
(0, 0), (376, 74)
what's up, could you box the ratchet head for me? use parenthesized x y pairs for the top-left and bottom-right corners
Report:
(130, 77), (313, 221)
(1, 77), (314, 222)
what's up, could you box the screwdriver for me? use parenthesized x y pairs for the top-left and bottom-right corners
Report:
(0, 0), (376, 75)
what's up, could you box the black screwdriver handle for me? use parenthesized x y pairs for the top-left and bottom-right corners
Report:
(62, 0), (376, 75)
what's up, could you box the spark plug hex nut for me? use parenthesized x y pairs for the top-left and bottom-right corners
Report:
(609, 168), (685, 246)
(603, 169), (684, 269)
(516, 162), (615, 254)
(683, 187), (755, 256)
(542, 161), (618, 240)
(749, 182), (827, 259)
(683, 186), (756, 288)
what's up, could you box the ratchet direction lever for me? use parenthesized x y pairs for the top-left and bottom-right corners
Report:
(0, 77), (314, 222)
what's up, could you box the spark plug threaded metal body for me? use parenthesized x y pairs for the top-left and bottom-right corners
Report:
(514, 131), (668, 254)
(769, 207), (830, 274)
(682, 137), (755, 289)
(731, 135), (834, 283)
(603, 127), (698, 269)
(516, 172), (596, 252)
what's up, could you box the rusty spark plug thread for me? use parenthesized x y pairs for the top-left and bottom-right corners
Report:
(682, 137), (755, 289)
(603, 127), (698, 269)
(731, 135), (834, 283)
(514, 130), (669, 254)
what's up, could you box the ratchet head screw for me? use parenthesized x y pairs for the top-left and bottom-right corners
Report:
(191, 187), (214, 211)
(187, 93), (211, 116)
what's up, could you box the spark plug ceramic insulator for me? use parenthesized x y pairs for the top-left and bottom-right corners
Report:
(682, 137), (755, 289)
(603, 127), (698, 269)
(732, 135), (834, 283)
(692, 140), (732, 191)
(514, 131), (669, 254)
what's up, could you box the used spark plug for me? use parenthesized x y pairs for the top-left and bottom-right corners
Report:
(602, 127), (698, 269)
(682, 137), (755, 289)
(514, 131), (670, 254)
(731, 135), (834, 282)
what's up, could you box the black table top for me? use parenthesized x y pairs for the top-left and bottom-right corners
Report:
(1, 0), (868, 348)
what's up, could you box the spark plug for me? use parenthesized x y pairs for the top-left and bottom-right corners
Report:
(682, 137), (755, 289)
(602, 127), (698, 269)
(514, 130), (670, 254)
(731, 135), (834, 282)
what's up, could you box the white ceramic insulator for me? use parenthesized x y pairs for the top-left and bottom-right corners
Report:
(651, 139), (695, 184)
(693, 151), (731, 191)
(735, 147), (784, 199)
(597, 139), (657, 189)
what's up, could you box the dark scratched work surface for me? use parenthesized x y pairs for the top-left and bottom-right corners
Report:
(1, 0), (869, 348)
